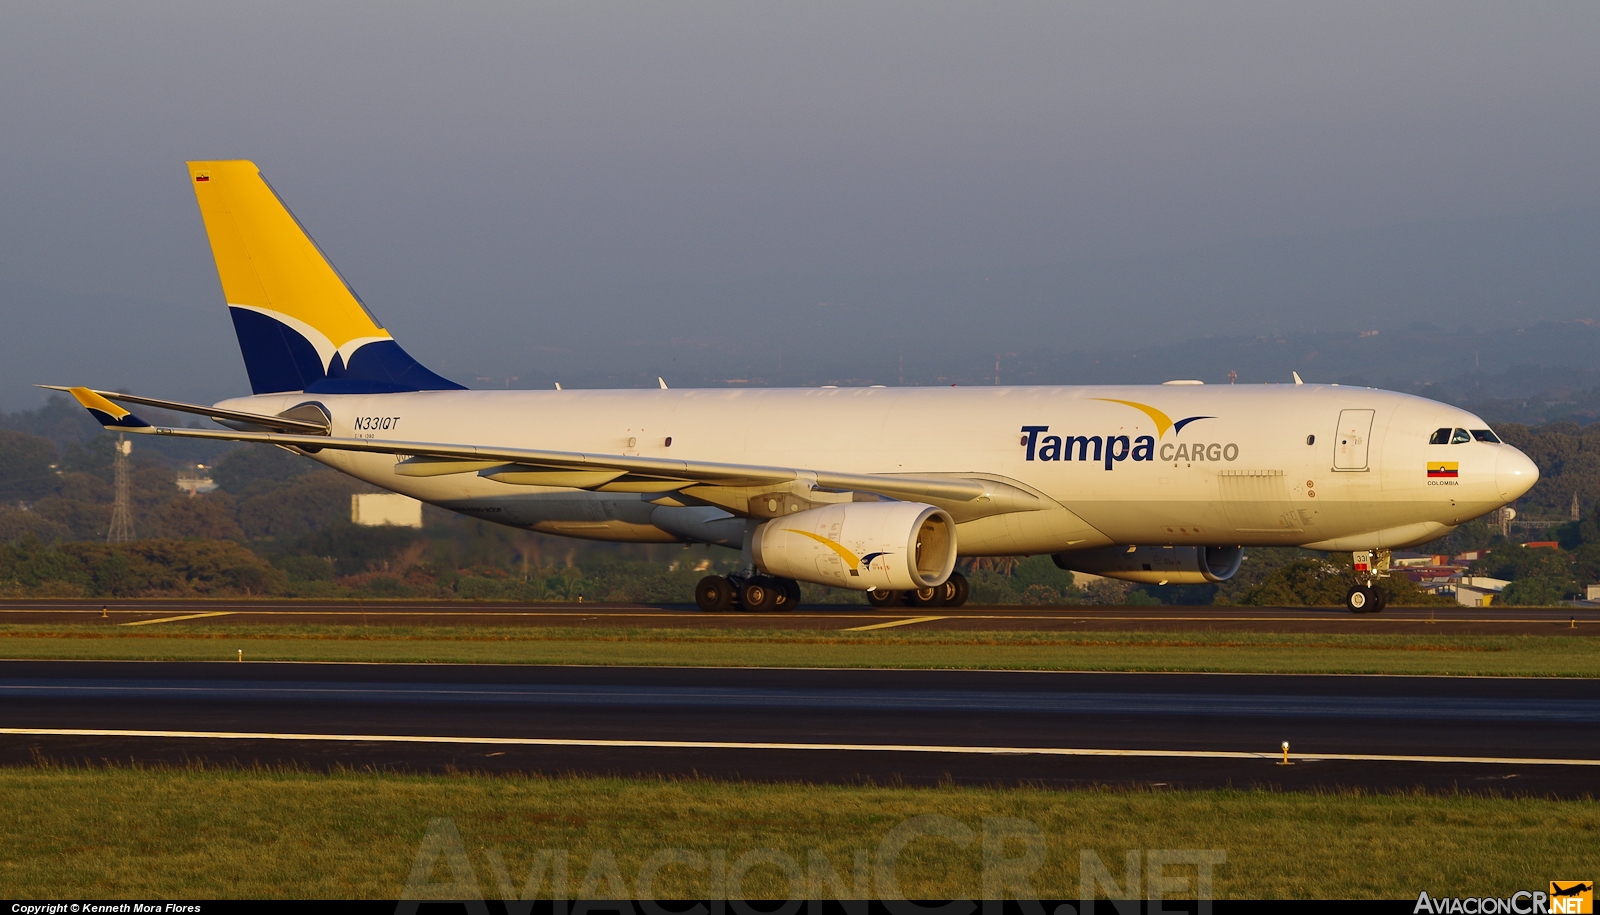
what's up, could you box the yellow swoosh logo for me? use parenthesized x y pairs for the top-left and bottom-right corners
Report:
(783, 529), (860, 570)
(1092, 398), (1173, 437)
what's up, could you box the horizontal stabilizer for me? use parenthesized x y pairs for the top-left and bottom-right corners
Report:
(38, 385), (330, 435)
(64, 387), (153, 430)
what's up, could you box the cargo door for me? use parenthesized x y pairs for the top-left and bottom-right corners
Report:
(1333, 409), (1374, 471)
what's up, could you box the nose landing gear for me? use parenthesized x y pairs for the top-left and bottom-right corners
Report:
(1345, 583), (1387, 613)
(1346, 549), (1391, 614)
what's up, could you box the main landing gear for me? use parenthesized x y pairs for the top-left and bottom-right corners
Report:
(695, 571), (973, 611)
(695, 574), (801, 612)
(866, 571), (970, 610)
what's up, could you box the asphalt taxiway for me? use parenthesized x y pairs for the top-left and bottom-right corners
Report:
(2, 598), (1597, 635)
(3, 660), (1596, 796)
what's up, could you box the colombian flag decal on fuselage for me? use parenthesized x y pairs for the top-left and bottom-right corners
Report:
(1428, 462), (1459, 478)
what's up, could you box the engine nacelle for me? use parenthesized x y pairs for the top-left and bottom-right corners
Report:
(1053, 545), (1243, 585)
(751, 501), (957, 591)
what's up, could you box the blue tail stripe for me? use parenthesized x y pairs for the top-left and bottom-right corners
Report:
(338, 339), (465, 392)
(87, 408), (151, 429)
(230, 309), (465, 395)
(231, 308), (325, 394)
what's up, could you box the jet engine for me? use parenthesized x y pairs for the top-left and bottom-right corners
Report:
(751, 501), (957, 592)
(1053, 544), (1243, 585)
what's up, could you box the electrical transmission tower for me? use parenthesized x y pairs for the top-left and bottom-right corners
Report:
(107, 434), (135, 543)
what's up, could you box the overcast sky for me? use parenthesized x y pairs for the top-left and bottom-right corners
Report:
(2, 3), (1597, 406)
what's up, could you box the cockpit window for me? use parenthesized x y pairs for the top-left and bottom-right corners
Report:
(1451, 428), (1472, 444)
(1430, 428), (1452, 445)
(1472, 429), (1501, 443)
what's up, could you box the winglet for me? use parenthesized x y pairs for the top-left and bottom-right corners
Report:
(1292, 371), (1304, 386)
(65, 387), (154, 430)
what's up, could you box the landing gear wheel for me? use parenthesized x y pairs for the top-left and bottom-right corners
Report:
(1346, 584), (1382, 614)
(940, 572), (970, 608)
(775, 578), (802, 611)
(909, 586), (946, 609)
(740, 577), (780, 612)
(866, 589), (899, 609)
(695, 576), (735, 613)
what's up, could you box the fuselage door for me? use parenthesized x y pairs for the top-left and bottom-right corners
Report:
(1333, 409), (1375, 471)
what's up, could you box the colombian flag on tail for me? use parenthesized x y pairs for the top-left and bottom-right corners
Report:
(1428, 462), (1459, 478)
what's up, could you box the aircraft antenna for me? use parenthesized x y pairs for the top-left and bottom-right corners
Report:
(107, 434), (135, 544)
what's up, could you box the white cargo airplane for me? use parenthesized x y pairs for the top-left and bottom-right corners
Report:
(57, 161), (1539, 614)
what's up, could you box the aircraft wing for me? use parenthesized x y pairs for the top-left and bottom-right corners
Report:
(61, 387), (1043, 519)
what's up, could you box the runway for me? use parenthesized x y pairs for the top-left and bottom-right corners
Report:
(2, 598), (1598, 635)
(3, 660), (1596, 796)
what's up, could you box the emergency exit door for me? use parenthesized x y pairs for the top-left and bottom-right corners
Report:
(1333, 409), (1374, 471)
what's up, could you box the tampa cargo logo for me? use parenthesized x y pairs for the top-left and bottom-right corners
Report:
(781, 529), (889, 578)
(1021, 399), (1237, 470)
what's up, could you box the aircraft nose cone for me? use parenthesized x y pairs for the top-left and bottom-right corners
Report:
(1496, 446), (1540, 502)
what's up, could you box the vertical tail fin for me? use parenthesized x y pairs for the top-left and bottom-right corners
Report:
(187, 160), (463, 395)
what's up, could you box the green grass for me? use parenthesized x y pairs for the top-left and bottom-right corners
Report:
(1, 765), (1592, 899)
(2, 624), (1600, 676)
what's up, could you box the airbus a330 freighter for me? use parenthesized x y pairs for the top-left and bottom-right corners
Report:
(60, 161), (1540, 613)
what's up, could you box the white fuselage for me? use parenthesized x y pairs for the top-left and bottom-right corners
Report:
(218, 383), (1537, 556)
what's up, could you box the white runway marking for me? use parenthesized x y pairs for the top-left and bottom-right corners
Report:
(4, 727), (1597, 767)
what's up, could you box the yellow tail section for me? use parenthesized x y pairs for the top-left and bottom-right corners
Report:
(187, 161), (461, 395)
(188, 160), (388, 352)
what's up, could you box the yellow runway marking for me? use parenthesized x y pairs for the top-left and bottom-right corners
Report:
(120, 612), (236, 627)
(3, 727), (1597, 767)
(843, 616), (946, 631)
